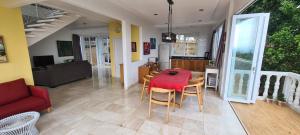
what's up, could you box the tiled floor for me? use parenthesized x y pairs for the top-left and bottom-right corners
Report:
(37, 78), (246, 135)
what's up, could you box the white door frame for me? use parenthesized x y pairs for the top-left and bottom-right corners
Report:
(224, 13), (270, 103)
(113, 38), (123, 78)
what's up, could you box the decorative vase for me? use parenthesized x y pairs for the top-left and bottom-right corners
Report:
(277, 101), (286, 106)
(266, 98), (273, 103)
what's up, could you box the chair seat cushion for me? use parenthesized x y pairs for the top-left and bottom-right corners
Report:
(0, 96), (47, 119)
(0, 79), (30, 106)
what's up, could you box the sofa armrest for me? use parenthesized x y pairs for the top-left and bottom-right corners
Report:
(28, 85), (52, 107)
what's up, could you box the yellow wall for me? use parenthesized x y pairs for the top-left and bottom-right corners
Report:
(0, 7), (34, 85)
(108, 21), (122, 77)
(131, 25), (140, 62)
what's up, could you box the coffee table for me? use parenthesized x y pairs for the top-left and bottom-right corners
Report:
(0, 112), (40, 135)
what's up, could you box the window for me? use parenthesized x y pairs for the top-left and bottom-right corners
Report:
(172, 34), (198, 56)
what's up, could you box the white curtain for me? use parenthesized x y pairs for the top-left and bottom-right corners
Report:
(212, 25), (223, 60)
(96, 36), (104, 67)
(80, 36), (87, 61)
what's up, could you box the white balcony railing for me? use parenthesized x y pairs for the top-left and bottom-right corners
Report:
(259, 71), (300, 112)
(232, 70), (300, 112)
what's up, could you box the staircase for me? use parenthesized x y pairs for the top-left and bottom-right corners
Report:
(22, 5), (80, 46)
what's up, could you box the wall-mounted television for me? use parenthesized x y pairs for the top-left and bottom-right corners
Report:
(33, 55), (54, 67)
(162, 32), (176, 43)
(57, 40), (73, 57)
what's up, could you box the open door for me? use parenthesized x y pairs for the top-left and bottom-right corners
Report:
(225, 13), (270, 103)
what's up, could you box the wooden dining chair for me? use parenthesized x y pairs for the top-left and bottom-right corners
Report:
(180, 78), (204, 112)
(189, 75), (204, 84)
(141, 75), (154, 101)
(150, 70), (160, 76)
(149, 87), (176, 122)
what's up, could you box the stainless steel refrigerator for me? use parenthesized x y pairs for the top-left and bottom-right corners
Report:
(158, 43), (172, 70)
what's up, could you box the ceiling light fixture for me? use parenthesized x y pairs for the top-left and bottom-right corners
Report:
(162, 0), (176, 43)
(167, 0), (174, 40)
(198, 9), (204, 12)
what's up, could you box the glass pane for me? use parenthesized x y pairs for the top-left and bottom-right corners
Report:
(172, 43), (186, 56)
(186, 43), (197, 56)
(227, 17), (259, 100)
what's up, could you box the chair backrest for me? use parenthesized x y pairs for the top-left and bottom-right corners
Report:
(193, 79), (204, 88)
(151, 87), (174, 94)
(193, 77), (204, 83)
(150, 71), (160, 76)
(144, 75), (154, 82)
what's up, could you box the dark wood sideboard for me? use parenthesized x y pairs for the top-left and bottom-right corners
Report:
(138, 62), (159, 83)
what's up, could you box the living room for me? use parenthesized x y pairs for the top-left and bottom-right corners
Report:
(0, 0), (259, 135)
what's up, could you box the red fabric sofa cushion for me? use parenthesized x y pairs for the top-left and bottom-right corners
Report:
(0, 79), (30, 106)
(0, 97), (46, 119)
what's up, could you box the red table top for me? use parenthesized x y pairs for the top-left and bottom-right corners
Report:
(148, 69), (192, 93)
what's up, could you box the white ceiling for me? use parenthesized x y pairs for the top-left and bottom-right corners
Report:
(107, 0), (230, 28)
(40, 0), (113, 28)
(70, 17), (108, 29)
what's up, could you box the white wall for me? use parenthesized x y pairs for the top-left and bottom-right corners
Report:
(29, 27), (74, 65)
(71, 27), (108, 36)
(29, 26), (108, 65)
(160, 25), (214, 57)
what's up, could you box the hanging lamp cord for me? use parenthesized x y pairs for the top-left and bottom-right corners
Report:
(168, 2), (173, 36)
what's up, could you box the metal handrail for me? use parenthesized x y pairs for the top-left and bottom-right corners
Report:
(21, 4), (63, 26)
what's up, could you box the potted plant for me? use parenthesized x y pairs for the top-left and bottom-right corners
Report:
(266, 95), (273, 103)
(277, 93), (286, 106)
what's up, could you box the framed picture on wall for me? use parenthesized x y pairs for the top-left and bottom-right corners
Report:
(150, 37), (157, 49)
(57, 40), (73, 57)
(131, 42), (137, 52)
(0, 36), (8, 63)
(143, 42), (150, 55)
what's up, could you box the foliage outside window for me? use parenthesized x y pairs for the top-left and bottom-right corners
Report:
(243, 0), (300, 73)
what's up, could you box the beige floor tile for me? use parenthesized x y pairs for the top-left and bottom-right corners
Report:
(36, 78), (246, 135)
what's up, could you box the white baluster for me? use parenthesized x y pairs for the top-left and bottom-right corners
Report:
(238, 73), (244, 95)
(288, 79), (296, 104)
(293, 80), (300, 106)
(282, 76), (292, 100)
(263, 75), (271, 99)
(273, 75), (282, 100)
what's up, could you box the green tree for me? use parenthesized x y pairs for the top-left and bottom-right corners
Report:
(244, 0), (300, 73)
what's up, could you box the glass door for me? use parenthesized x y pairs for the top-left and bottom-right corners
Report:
(81, 36), (112, 88)
(225, 13), (270, 103)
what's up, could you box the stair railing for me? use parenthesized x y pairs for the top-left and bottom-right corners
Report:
(21, 4), (64, 26)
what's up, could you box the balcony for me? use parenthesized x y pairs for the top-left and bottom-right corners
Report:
(231, 71), (300, 135)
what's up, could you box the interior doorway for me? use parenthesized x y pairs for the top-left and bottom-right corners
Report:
(80, 35), (112, 88)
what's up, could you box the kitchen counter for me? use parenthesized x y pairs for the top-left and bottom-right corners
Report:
(170, 56), (209, 60)
(170, 57), (209, 72)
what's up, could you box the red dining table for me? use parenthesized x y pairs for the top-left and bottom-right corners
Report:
(148, 69), (192, 93)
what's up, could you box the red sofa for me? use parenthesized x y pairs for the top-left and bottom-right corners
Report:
(0, 78), (51, 119)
